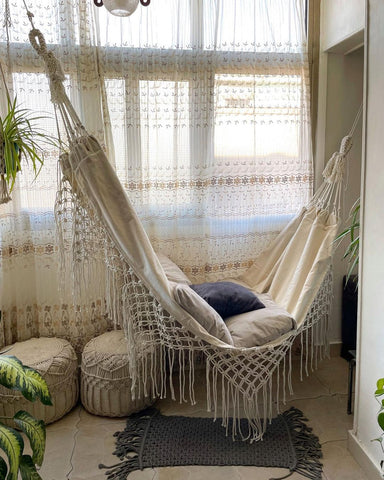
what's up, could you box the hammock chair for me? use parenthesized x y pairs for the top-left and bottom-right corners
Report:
(28, 26), (360, 441)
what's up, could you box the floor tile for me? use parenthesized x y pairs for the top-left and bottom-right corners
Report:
(35, 356), (368, 480)
(39, 427), (78, 479)
(322, 440), (368, 480)
(313, 356), (349, 395)
(286, 394), (352, 443)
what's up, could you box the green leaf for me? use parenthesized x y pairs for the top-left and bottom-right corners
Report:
(0, 356), (51, 405)
(23, 369), (52, 406)
(0, 456), (8, 478)
(372, 437), (383, 443)
(0, 95), (60, 193)
(378, 412), (384, 432)
(0, 423), (24, 480)
(375, 389), (384, 396)
(0, 356), (34, 400)
(335, 198), (360, 282)
(14, 411), (46, 466)
(377, 379), (384, 390)
(19, 455), (43, 480)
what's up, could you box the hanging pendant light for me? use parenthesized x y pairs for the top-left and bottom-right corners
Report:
(93, 0), (150, 17)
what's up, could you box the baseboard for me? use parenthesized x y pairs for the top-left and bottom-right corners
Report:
(329, 341), (342, 357)
(348, 430), (384, 479)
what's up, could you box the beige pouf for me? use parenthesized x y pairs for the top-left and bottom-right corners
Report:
(0, 337), (79, 426)
(81, 330), (155, 417)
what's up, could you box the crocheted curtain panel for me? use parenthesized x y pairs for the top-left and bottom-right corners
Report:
(0, 0), (312, 351)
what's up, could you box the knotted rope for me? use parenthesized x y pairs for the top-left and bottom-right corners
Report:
(27, 24), (84, 139)
(322, 135), (353, 184)
(28, 29), (67, 105)
(321, 103), (363, 185)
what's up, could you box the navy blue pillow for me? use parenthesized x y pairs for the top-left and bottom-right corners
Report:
(189, 281), (265, 319)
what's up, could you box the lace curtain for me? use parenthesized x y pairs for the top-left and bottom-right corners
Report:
(0, 0), (312, 351)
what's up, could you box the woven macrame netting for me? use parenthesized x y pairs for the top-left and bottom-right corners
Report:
(55, 173), (332, 442)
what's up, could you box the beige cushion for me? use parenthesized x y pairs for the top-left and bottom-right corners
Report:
(81, 330), (156, 417)
(0, 337), (78, 426)
(172, 283), (234, 346)
(156, 252), (191, 284)
(226, 293), (296, 347)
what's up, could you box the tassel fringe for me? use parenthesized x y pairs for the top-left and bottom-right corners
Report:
(273, 407), (323, 480)
(99, 408), (159, 480)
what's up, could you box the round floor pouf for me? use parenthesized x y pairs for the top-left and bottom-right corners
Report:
(81, 330), (155, 417)
(0, 337), (79, 426)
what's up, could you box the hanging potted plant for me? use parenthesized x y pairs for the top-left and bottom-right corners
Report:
(0, 95), (59, 205)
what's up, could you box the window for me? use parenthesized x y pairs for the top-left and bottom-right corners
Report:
(0, 0), (311, 277)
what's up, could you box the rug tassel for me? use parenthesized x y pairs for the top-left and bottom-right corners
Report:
(269, 470), (295, 480)
(99, 407), (158, 479)
(281, 407), (323, 480)
(99, 455), (140, 480)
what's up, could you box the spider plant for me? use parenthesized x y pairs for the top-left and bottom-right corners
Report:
(0, 96), (58, 204)
(335, 198), (360, 283)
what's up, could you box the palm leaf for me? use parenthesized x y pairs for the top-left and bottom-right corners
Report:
(19, 455), (43, 480)
(0, 424), (24, 480)
(335, 198), (360, 283)
(14, 411), (46, 466)
(0, 356), (51, 405)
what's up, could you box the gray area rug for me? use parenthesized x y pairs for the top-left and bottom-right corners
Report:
(100, 407), (322, 480)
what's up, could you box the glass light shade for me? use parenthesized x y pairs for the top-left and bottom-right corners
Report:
(102, 0), (139, 16)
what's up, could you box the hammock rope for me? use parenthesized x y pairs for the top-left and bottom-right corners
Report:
(26, 23), (358, 441)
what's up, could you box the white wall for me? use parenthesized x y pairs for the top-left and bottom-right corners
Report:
(350, 0), (384, 476)
(316, 1), (364, 343)
(321, 0), (365, 52)
(326, 49), (364, 342)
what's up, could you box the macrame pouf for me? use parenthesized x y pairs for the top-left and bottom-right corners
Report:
(81, 330), (155, 417)
(0, 337), (79, 426)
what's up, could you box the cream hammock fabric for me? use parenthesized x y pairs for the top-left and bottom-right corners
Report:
(29, 27), (354, 441)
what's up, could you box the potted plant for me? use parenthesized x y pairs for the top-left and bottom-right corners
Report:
(0, 96), (58, 205)
(335, 198), (360, 282)
(0, 353), (52, 479)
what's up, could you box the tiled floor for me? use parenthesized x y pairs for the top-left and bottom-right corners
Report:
(38, 356), (368, 480)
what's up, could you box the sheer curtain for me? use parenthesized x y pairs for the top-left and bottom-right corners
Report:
(0, 0), (312, 350)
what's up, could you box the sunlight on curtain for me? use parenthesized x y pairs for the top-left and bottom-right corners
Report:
(100, 0), (312, 281)
(0, 0), (311, 349)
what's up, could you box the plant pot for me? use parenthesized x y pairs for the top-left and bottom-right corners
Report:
(0, 142), (21, 205)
